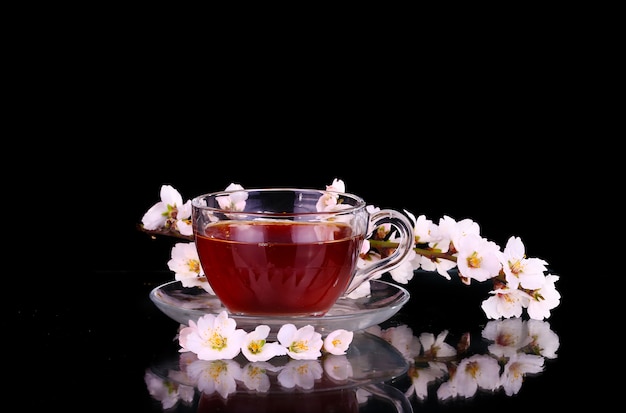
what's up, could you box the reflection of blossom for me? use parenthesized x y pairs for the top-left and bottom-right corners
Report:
(356, 387), (373, 404)
(438, 354), (501, 399)
(481, 317), (528, 358)
(406, 362), (448, 399)
(240, 361), (276, 392)
(146, 319), (559, 408)
(525, 318), (559, 359)
(482, 317), (560, 360)
(419, 330), (457, 359)
(323, 354), (354, 382)
(187, 358), (242, 399)
(144, 369), (194, 410)
(168, 351), (198, 386)
(367, 318), (559, 402)
(277, 359), (324, 390)
(277, 324), (324, 360)
(499, 353), (544, 396)
(379, 324), (421, 361)
(147, 350), (354, 406)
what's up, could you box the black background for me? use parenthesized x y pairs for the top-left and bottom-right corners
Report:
(12, 51), (598, 410)
(26, 137), (584, 411)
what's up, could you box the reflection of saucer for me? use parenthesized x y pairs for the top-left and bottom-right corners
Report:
(194, 383), (412, 413)
(148, 332), (411, 412)
(150, 331), (409, 392)
(150, 280), (410, 336)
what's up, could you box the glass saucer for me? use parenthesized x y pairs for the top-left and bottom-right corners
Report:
(150, 279), (410, 336)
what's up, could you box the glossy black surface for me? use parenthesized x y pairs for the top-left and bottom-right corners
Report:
(20, 158), (582, 411)
(21, 265), (574, 412)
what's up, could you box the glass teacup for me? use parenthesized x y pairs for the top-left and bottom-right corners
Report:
(191, 188), (413, 317)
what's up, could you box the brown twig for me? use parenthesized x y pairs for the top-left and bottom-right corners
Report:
(137, 224), (194, 241)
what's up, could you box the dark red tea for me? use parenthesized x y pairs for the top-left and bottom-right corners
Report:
(195, 220), (364, 316)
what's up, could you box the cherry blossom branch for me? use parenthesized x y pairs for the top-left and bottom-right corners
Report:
(367, 240), (458, 263)
(138, 225), (461, 267)
(138, 181), (561, 321)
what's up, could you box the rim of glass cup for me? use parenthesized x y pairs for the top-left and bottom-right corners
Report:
(191, 188), (368, 217)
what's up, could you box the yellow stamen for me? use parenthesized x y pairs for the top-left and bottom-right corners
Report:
(208, 332), (227, 350)
(466, 251), (482, 268)
(290, 340), (309, 353)
(188, 259), (201, 274)
(465, 360), (480, 378)
(247, 339), (265, 354)
(208, 360), (228, 380)
(509, 259), (523, 275)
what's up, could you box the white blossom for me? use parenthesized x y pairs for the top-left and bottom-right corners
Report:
(141, 184), (192, 235)
(216, 183), (247, 211)
(141, 178), (562, 326)
(277, 324), (323, 360)
(167, 242), (214, 294)
(525, 274), (561, 320)
(499, 236), (548, 290)
(241, 325), (287, 362)
(323, 329), (353, 355)
(456, 233), (502, 283)
(178, 311), (247, 361)
(481, 287), (529, 319)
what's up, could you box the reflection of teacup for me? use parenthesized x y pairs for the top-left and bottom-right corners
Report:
(197, 386), (359, 413)
(191, 188), (414, 317)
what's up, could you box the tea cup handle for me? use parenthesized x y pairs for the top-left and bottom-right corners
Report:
(343, 209), (414, 296)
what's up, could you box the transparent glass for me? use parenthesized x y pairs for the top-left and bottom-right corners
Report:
(150, 279), (410, 336)
(191, 188), (414, 317)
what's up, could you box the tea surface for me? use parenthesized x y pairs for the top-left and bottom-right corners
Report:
(195, 220), (363, 316)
